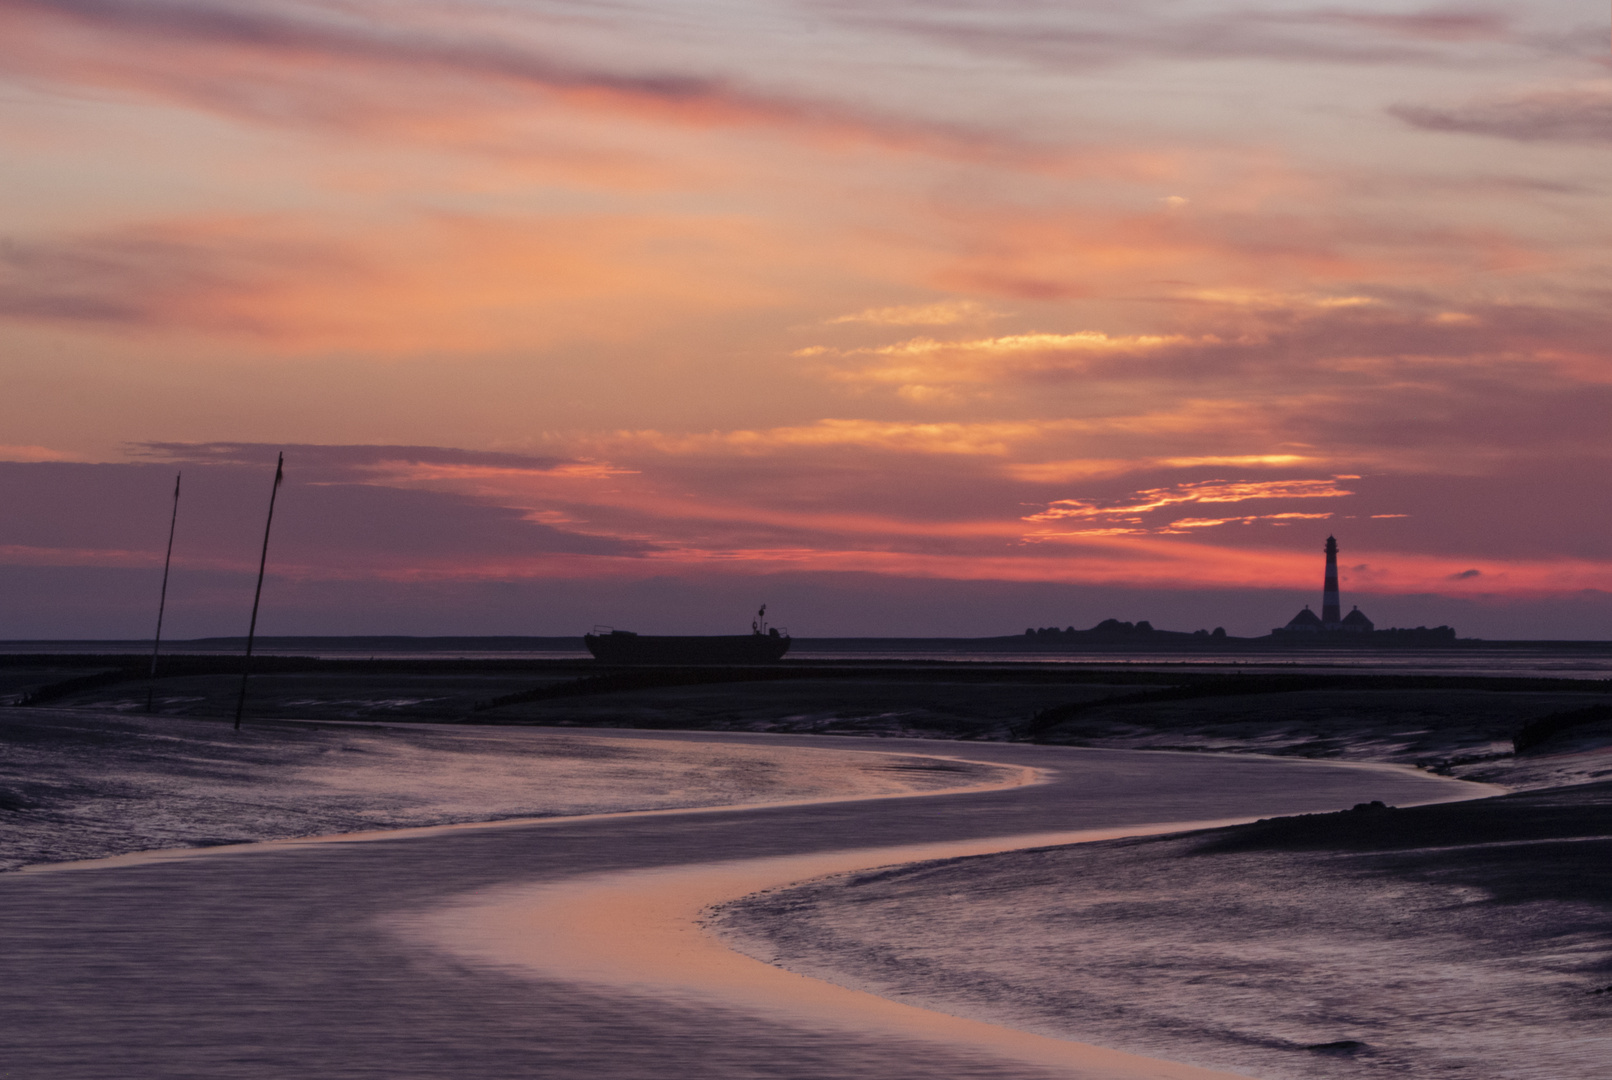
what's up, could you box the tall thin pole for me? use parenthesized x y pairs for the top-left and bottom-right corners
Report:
(146, 472), (181, 713)
(235, 453), (283, 731)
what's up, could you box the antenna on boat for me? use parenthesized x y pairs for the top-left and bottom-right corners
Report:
(146, 472), (181, 713)
(234, 452), (283, 731)
(753, 604), (767, 635)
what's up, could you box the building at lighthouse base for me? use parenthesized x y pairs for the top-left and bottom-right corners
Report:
(1274, 535), (1378, 636)
(1276, 604), (1375, 635)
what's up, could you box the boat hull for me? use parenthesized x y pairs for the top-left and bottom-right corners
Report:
(583, 633), (791, 665)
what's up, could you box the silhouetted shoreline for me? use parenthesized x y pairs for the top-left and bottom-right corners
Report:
(6, 632), (1612, 657)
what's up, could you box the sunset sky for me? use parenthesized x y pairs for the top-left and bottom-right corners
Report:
(3, 0), (1610, 639)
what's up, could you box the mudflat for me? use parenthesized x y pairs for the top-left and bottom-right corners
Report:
(5, 656), (1610, 1077)
(0, 708), (1018, 870)
(715, 779), (1612, 1079)
(0, 739), (1469, 1079)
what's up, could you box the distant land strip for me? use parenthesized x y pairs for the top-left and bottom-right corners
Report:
(9, 635), (1612, 655)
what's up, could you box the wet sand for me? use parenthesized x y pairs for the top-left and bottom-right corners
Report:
(0, 734), (1475, 1078)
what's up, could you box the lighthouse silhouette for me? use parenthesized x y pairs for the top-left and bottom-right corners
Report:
(1322, 535), (1342, 628)
(1275, 536), (1373, 635)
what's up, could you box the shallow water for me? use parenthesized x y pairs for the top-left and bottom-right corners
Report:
(407, 823), (1273, 1080)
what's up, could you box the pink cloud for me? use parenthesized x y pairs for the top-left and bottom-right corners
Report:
(0, 211), (796, 349)
(1024, 478), (1357, 523)
(820, 1), (1520, 71)
(4, 443), (1612, 621)
(1393, 83), (1612, 144)
(0, 444), (81, 462)
(0, 0), (1053, 163)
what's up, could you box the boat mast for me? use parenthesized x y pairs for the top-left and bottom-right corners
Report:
(234, 453), (283, 731)
(146, 472), (181, 713)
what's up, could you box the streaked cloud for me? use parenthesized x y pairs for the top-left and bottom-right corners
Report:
(0, 0), (1056, 162)
(814, 1), (1525, 71)
(1004, 455), (1317, 485)
(0, 219), (359, 333)
(1159, 455), (1313, 468)
(0, 444), (80, 462)
(0, 211), (791, 349)
(135, 441), (574, 474)
(825, 300), (1003, 326)
(1297, 9), (1511, 43)
(1392, 82), (1612, 144)
(1156, 511), (1335, 533)
(857, 331), (1190, 358)
(617, 419), (1063, 457)
(1025, 478), (1357, 524)
(819, 330), (1199, 396)
(0, 453), (650, 581)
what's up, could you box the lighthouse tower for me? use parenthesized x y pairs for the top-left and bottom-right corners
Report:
(1276, 536), (1373, 635)
(1321, 535), (1342, 629)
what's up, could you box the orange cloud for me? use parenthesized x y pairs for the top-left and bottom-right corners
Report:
(819, 330), (1198, 394)
(0, 445), (81, 462)
(1003, 454), (1318, 484)
(916, 189), (1555, 314)
(1024, 477), (1357, 522)
(0, 211), (791, 350)
(1156, 511), (1335, 532)
(610, 419), (1072, 458)
(825, 300), (1004, 326)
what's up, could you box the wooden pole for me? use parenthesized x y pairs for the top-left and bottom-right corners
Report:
(235, 453), (283, 731)
(146, 472), (181, 713)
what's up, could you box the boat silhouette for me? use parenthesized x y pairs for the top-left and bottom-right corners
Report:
(583, 605), (791, 664)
